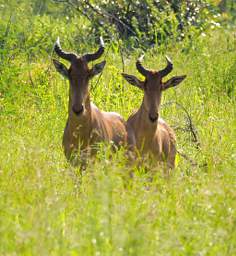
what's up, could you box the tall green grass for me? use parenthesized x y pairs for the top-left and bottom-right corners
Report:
(0, 3), (236, 255)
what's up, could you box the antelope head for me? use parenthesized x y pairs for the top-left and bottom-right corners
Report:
(53, 37), (106, 116)
(122, 56), (186, 123)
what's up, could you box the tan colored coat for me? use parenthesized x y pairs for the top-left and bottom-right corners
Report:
(127, 102), (176, 168)
(122, 56), (186, 168)
(63, 95), (130, 161)
(53, 37), (133, 163)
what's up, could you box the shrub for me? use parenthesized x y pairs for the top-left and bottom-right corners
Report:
(52, 0), (220, 48)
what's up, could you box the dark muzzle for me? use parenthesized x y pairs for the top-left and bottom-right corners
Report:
(72, 105), (84, 116)
(149, 113), (159, 123)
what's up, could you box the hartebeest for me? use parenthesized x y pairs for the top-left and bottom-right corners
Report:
(122, 56), (186, 168)
(53, 37), (130, 163)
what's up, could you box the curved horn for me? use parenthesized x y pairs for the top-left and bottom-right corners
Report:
(136, 55), (150, 77)
(54, 37), (77, 62)
(159, 56), (173, 77)
(83, 36), (105, 62)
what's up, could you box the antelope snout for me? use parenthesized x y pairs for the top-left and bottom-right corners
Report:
(72, 105), (84, 116)
(149, 112), (159, 123)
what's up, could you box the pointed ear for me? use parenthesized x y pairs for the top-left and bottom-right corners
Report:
(53, 59), (69, 79)
(122, 73), (144, 89)
(162, 75), (186, 90)
(90, 61), (106, 77)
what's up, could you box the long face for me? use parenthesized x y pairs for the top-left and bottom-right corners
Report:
(122, 56), (186, 123)
(53, 37), (105, 117)
(142, 72), (163, 122)
(69, 58), (107, 115)
(68, 58), (90, 115)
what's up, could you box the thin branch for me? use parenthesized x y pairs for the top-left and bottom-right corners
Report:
(162, 101), (200, 149)
(52, 0), (92, 21)
(176, 149), (198, 167)
(83, 0), (136, 35)
(177, 149), (207, 168)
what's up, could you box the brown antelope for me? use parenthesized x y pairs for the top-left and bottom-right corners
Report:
(122, 56), (186, 168)
(53, 37), (131, 164)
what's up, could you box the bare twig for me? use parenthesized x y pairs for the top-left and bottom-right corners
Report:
(176, 149), (198, 166)
(83, 0), (136, 36)
(162, 101), (200, 149)
(177, 149), (207, 168)
(161, 101), (204, 167)
(53, 0), (136, 36)
(52, 0), (92, 21)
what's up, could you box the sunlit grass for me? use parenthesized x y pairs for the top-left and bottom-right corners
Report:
(0, 11), (236, 256)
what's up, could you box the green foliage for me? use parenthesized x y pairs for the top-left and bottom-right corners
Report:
(0, 1), (236, 255)
(52, 0), (221, 48)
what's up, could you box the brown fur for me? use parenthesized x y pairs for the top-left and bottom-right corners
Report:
(127, 104), (176, 168)
(54, 51), (132, 163)
(123, 60), (186, 169)
(63, 92), (129, 162)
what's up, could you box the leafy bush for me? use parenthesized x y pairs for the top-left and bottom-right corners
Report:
(52, 0), (220, 48)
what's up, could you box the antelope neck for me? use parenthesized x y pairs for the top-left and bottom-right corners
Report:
(68, 93), (91, 121)
(138, 100), (158, 131)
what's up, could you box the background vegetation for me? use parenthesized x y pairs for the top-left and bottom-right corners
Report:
(0, 0), (236, 255)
